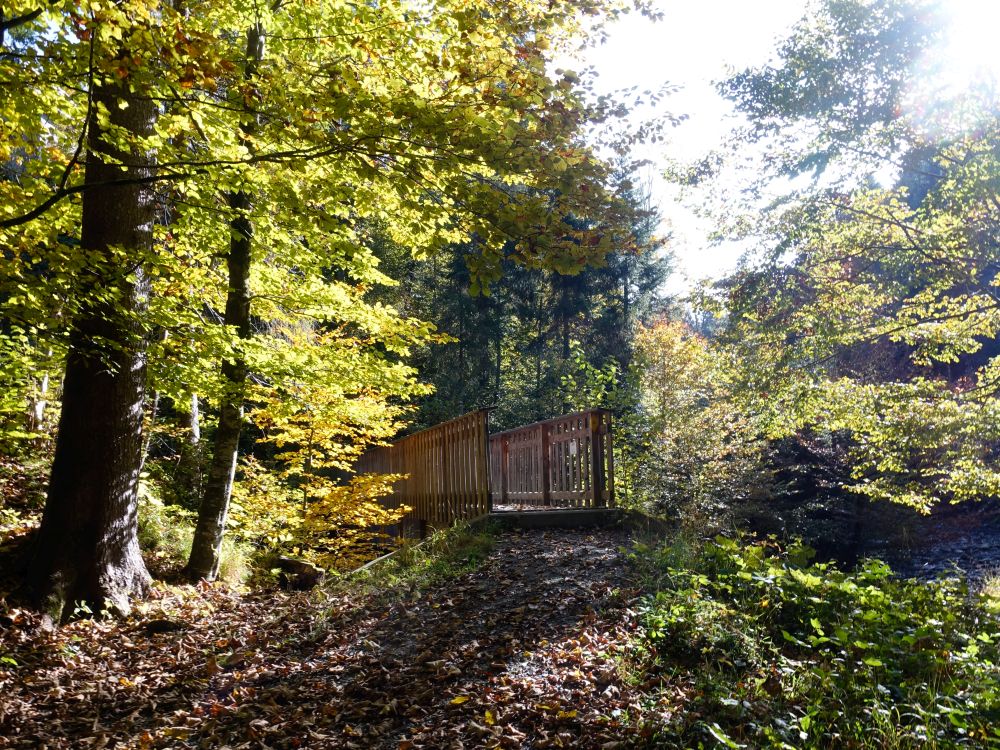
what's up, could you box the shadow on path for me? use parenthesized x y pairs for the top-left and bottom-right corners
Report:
(189, 528), (641, 749)
(1, 527), (648, 749)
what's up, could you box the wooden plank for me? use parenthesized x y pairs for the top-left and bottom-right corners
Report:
(436, 424), (442, 524)
(575, 421), (583, 505)
(482, 416), (488, 514)
(500, 436), (509, 503)
(459, 418), (466, 520)
(479, 415), (486, 515)
(462, 416), (467, 517)
(557, 439), (565, 495)
(604, 412), (615, 508)
(590, 411), (603, 508)
(549, 490), (592, 501)
(459, 417), (466, 521)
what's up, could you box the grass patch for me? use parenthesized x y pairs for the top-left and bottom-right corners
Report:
(137, 497), (195, 576)
(337, 520), (495, 602)
(138, 497), (253, 586)
(627, 534), (1000, 748)
(217, 538), (253, 586)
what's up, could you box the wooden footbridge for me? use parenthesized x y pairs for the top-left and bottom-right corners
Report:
(354, 409), (616, 535)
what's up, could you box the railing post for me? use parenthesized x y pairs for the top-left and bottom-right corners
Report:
(541, 422), (551, 506)
(480, 411), (491, 515)
(590, 410), (605, 508)
(500, 435), (509, 504)
(605, 412), (615, 508)
(441, 423), (450, 524)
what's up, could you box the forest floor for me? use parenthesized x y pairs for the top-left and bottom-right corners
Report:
(0, 527), (666, 749)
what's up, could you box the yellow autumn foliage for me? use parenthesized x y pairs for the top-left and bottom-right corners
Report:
(222, 323), (425, 566)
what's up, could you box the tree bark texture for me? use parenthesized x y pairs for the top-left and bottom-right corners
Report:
(28, 79), (156, 621)
(184, 197), (251, 579)
(185, 23), (263, 580)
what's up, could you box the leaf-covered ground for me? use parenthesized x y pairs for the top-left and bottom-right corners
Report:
(1, 528), (664, 749)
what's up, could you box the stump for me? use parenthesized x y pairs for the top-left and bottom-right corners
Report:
(275, 556), (325, 590)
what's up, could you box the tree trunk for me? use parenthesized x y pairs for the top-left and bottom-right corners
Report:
(176, 392), (203, 503)
(185, 23), (263, 580)
(534, 281), (543, 419)
(140, 329), (168, 468)
(27, 79), (156, 622)
(495, 329), (502, 396)
(622, 260), (632, 336)
(26, 363), (50, 435)
(189, 392), (201, 443)
(185, 192), (253, 580)
(140, 389), (160, 471)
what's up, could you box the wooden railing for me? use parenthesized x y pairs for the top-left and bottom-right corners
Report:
(488, 409), (614, 509)
(354, 409), (490, 533)
(355, 408), (614, 536)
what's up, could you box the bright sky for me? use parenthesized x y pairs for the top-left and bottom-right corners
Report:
(578, 0), (807, 292)
(579, 0), (1000, 294)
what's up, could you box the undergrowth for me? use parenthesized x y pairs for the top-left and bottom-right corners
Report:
(0, 453), (48, 538)
(981, 570), (1000, 604)
(628, 534), (1000, 749)
(137, 495), (251, 586)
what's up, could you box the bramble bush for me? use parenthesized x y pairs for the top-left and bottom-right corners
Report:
(631, 535), (1000, 748)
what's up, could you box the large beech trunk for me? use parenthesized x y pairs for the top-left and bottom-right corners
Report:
(185, 24), (263, 581)
(28, 80), (156, 621)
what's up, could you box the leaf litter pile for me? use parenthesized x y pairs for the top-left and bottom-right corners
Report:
(1, 529), (672, 748)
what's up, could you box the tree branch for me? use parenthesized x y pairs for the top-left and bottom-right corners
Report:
(0, 8), (43, 34)
(0, 171), (205, 229)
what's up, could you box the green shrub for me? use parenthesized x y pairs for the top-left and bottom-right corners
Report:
(631, 536), (1000, 748)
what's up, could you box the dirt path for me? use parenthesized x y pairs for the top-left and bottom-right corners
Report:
(1, 529), (654, 749)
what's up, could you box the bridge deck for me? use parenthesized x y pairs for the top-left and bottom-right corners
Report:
(487, 508), (622, 530)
